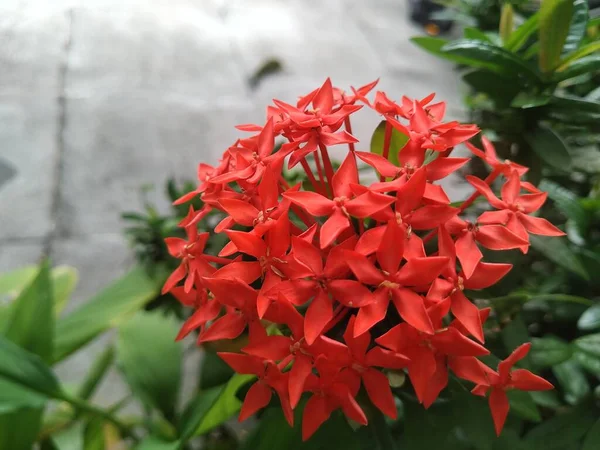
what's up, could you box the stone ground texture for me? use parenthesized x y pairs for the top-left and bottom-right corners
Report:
(0, 0), (468, 408)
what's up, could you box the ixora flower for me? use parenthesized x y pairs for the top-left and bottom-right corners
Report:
(163, 78), (562, 440)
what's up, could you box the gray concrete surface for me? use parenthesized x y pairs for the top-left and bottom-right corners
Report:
(0, 0), (467, 407)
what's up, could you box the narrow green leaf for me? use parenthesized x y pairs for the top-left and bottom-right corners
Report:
(462, 70), (521, 106)
(83, 418), (105, 450)
(135, 436), (179, 450)
(51, 423), (85, 450)
(563, 0), (590, 54)
(525, 124), (571, 171)
(578, 304), (600, 331)
(0, 378), (46, 413)
(557, 41), (600, 70)
(525, 402), (597, 449)
(51, 266), (78, 317)
(538, 0), (574, 72)
(511, 92), (551, 109)
(76, 345), (115, 401)
(370, 120), (408, 166)
(554, 54), (600, 81)
(0, 266), (37, 298)
(195, 374), (254, 435)
(530, 336), (572, 368)
(553, 360), (591, 405)
(178, 386), (223, 444)
(505, 12), (540, 52)
(5, 260), (54, 363)
(502, 315), (532, 369)
(117, 311), (182, 419)
(582, 418), (600, 450)
(200, 351), (234, 389)
(53, 265), (161, 363)
(442, 39), (541, 82)
(0, 408), (44, 450)
(499, 3), (514, 44)
(528, 293), (593, 306)
(573, 350), (600, 376)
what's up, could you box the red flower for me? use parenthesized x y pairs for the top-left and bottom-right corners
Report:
(466, 137), (528, 177)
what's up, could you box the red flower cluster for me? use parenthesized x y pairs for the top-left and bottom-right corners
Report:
(164, 79), (561, 440)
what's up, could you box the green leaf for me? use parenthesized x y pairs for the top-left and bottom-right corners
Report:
(411, 36), (492, 66)
(5, 260), (54, 363)
(195, 374), (254, 435)
(507, 390), (541, 422)
(135, 436), (179, 450)
(53, 265), (161, 363)
(538, 0), (574, 72)
(573, 333), (600, 358)
(402, 400), (455, 449)
(582, 418), (600, 450)
(370, 120), (408, 166)
(557, 41), (600, 70)
(505, 12), (540, 52)
(525, 124), (571, 171)
(51, 266), (78, 317)
(76, 345), (115, 401)
(0, 408), (44, 450)
(83, 418), (105, 450)
(530, 336), (572, 368)
(0, 334), (61, 398)
(452, 389), (496, 450)
(553, 360), (591, 405)
(0, 266), (37, 298)
(441, 39), (541, 82)
(539, 179), (588, 235)
(116, 311), (182, 419)
(573, 349), (600, 377)
(563, 0), (589, 54)
(529, 235), (589, 280)
(578, 304), (600, 331)
(200, 351), (234, 389)
(502, 315), (532, 369)
(551, 94), (600, 114)
(462, 70), (521, 106)
(178, 387), (222, 444)
(511, 92), (551, 109)
(51, 423), (85, 450)
(528, 293), (593, 306)
(499, 3), (514, 44)
(464, 27), (493, 43)
(554, 55), (600, 81)
(530, 390), (562, 409)
(525, 402), (597, 449)
(0, 378), (46, 413)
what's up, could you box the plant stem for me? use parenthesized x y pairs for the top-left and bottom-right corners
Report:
(380, 121), (393, 182)
(57, 392), (138, 442)
(313, 149), (329, 196)
(344, 117), (356, 153)
(319, 144), (335, 195)
(300, 158), (323, 195)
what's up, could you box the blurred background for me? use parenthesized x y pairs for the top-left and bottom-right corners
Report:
(0, 0), (465, 409)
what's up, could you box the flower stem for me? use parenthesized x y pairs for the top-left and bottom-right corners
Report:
(344, 117), (356, 153)
(314, 149), (329, 196)
(380, 121), (393, 182)
(300, 158), (323, 195)
(319, 144), (335, 195)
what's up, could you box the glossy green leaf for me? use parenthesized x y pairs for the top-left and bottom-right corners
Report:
(525, 124), (571, 171)
(553, 360), (590, 405)
(525, 402), (597, 449)
(370, 120), (408, 166)
(502, 315), (532, 369)
(402, 400), (455, 449)
(511, 92), (551, 109)
(195, 374), (254, 435)
(539, 179), (588, 235)
(0, 334), (61, 397)
(5, 260), (54, 363)
(442, 39), (541, 82)
(554, 54), (600, 82)
(573, 349), (600, 376)
(200, 351), (234, 390)
(464, 27), (493, 43)
(411, 36), (492, 66)
(563, 0), (590, 54)
(53, 265), (161, 363)
(578, 304), (600, 331)
(528, 293), (593, 306)
(538, 0), (574, 72)
(530, 336), (572, 368)
(116, 311), (182, 419)
(462, 70), (521, 106)
(582, 418), (600, 450)
(573, 333), (600, 358)
(530, 235), (588, 279)
(507, 390), (541, 422)
(558, 41), (600, 70)
(530, 390), (562, 409)
(505, 12), (539, 52)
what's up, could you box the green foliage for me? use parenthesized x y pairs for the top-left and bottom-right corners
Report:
(370, 120), (409, 166)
